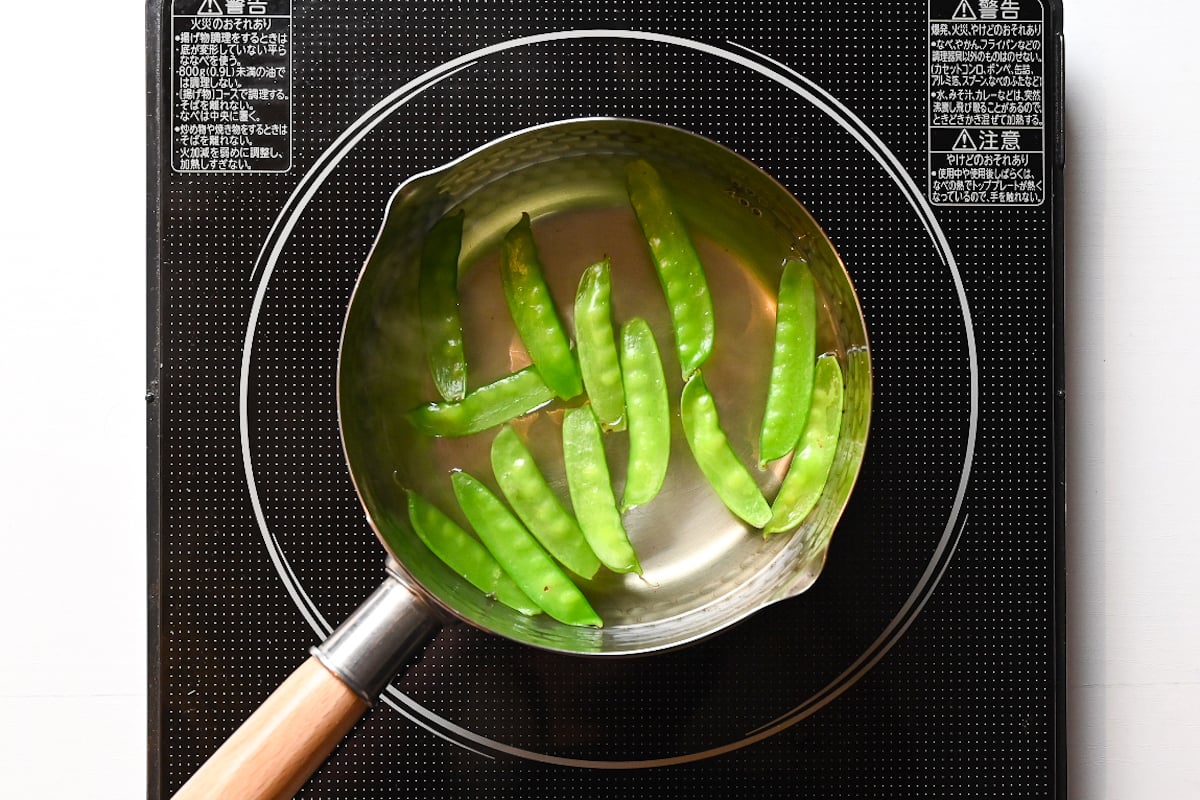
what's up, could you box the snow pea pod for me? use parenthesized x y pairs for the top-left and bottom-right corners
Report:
(406, 365), (555, 437)
(574, 259), (625, 430)
(490, 425), (601, 579)
(406, 491), (540, 616)
(626, 159), (715, 378)
(450, 471), (602, 627)
(680, 371), (771, 528)
(764, 354), (844, 535)
(562, 406), (642, 574)
(418, 210), (467, 401)
(759, 259), (817, 465)
(501, 213), (583, 400)
(619, 317), (669, 511)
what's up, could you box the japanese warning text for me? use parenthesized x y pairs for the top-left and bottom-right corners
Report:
(928, 0), (1045, 206)
(171, 0), (291, 172)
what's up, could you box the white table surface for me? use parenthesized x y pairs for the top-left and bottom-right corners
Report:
(1, 3), (1196, 797)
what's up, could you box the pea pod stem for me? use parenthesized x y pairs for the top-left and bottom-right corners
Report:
(418, 210), (468, 401)
(764, 354), (844, 534)
(406, 491), (540, 616)
(626, 159), (715, 378)
(406, 365), (555, 437)
(619, 317), (670, 511)
(491, 425), (601, 579)
(562, 406), (642, 574)
(574, 260), (625, 430)
(451, 471), (602, 627)
(759, 259), (818, 465)
(501, 213), (583, 399)
(680, 371), (772, 528)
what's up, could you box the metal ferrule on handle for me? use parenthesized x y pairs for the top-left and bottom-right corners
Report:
(311, 562), (445, 704)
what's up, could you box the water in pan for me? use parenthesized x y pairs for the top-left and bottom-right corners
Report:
(337, 126), (868, 654)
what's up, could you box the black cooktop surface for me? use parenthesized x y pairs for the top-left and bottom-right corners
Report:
(148, 1), (1065, 796)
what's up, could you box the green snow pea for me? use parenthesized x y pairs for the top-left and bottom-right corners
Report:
(680, 371), (771, 528)
(619, 317), (670, 511)
(450, 471), (602, 627)
(406, 491), (540, 616)
(501, 213), (583, 399)
(418, 210), (467, 401)
(574, 259), (625, 430)
(626, 159), (715, 378)
(764, 354), (844, 535)
(490, 425), (601, 579)
(562, 406), (642, 574)
(759, 259), (818, 465)
(407, 365), (555, 437)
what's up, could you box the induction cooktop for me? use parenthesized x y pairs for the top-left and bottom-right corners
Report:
(148, 1), (1065, 796)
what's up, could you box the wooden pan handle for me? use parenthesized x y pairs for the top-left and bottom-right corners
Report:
(172, 656), (369, 800)
(171, 572), (443, 799)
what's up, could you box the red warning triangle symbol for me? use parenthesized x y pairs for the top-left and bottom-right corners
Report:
(952, 0), (977, 20)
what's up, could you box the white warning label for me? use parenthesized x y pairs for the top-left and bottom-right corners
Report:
(928, 0), (1045, 206)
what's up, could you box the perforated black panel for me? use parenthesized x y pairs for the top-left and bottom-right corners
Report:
(149, 2), (1065, 797)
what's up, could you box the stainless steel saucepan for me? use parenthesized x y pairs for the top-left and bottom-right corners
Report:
(174, 118), (871, 800)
